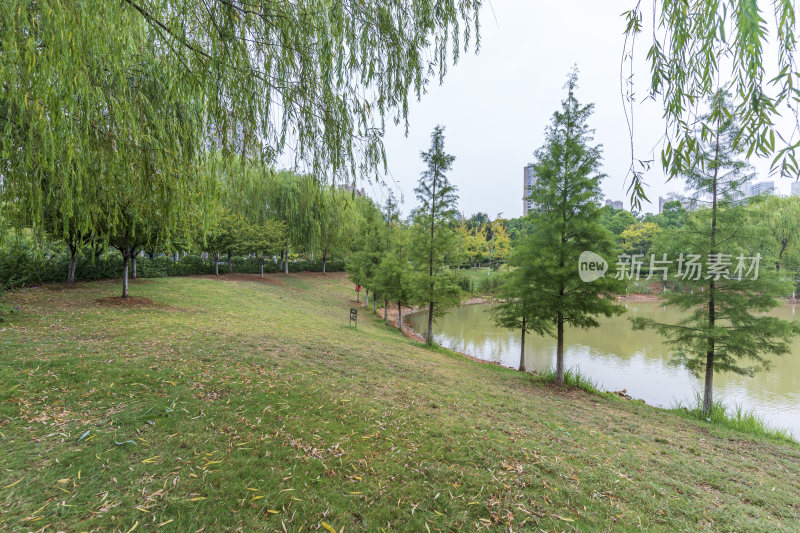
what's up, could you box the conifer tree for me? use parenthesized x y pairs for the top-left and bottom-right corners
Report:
(410, 126), (462, 346)
(632, 92), (800, 414)
(519, 69), (624, 386)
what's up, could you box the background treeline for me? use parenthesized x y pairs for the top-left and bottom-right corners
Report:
(345, 126), (513, 345)
(0, 162), (369, 292)
(598, 196), (800, 295)
(0, 143), (516, 302)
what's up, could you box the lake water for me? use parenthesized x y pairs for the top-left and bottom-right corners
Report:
(407, 302), (800, 437)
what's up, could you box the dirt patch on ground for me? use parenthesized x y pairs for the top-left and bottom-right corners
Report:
(190, 272), (346, 284)
(192, 273), (281, 284)
(360, 300), (507, 368)
(95, 296), (163, 308)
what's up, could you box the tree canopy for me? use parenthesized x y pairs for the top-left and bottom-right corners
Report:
(520, 69), (624, 386)
(623, 0), (800, 209)
(1, 0), (481, 232)
(411, 125), (462, 345)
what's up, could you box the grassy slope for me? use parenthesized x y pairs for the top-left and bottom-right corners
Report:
(1, 274), (798, 532)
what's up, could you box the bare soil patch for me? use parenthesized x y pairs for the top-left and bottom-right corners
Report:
(95, 296), (162, 308)
(192, 273), (281, 284)
(191, 271), (348, 285)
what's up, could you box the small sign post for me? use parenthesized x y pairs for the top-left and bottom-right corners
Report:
(349, 308), (358, 328)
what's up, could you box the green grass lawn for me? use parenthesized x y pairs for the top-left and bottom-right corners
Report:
(1, 273), (799, 532)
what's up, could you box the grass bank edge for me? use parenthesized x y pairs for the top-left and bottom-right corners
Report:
(405, 323), (799, 447)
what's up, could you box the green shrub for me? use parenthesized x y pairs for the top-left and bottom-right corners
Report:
(672, 394), (794, 443)
(476, 274), (502, 295)
(0, 244), (344, 288)
(455, 274), (473, 293)
(536, 367), (600, 394)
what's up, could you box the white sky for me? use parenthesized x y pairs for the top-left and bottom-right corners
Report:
(365, 0), (795, 219)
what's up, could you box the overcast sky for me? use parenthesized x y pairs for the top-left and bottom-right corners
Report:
(362, 0), (793, 219)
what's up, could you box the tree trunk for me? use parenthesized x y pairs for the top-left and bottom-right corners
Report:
(703, 111), (721, 416)
(67, 247), (77, 284)
(365, 289), (369, 307)
(426, 156), (438, 347)
(131, 253), (137, 280)
(373, 296), (377, 312)
(227, 251), (232, 273)
(260, 259), (264, 278)
(122, 254), (130, 298)
(284, 244), (289, 274)
(555, 313), (565, 386)
(703, 350), (714, 414)
(426, 301), (435, 346)
(322, 250), (327, 275)
(279, 249), (284, 271)
(384, 299), (389, 322)
(356, 288), (360, 302)
(519, 317), (527, 372)
(215, 254), (220, 276)
(398, 302), (403, 330)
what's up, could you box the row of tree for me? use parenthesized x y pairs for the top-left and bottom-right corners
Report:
(356, 70), (799, 420)
(348, 127), (463, 345)
(1, 151), (386, 296)
(491, 74), (799, 415)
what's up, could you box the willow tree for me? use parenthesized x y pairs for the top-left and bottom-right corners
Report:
(756, 195), (800, 272)
(315, 187), (361, 275)
(623, 1), (800, 209)
(240, 219), (287, 278)
(1, 1), (481, 243)
(266, 172), (318, 273)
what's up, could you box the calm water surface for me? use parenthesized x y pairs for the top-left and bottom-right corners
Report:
(407, 302), (800, 437)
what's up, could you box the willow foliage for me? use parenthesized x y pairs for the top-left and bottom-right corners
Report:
(1, 0), (481, 240)
(623, 0), (798, 210)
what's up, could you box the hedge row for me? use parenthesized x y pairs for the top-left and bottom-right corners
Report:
(0, 244), (344, 289)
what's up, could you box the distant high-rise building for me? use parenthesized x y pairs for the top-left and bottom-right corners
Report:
(522, 164), (536, 215)
(339, 184), (366, 198)
(660, 194), (699, 212)
(747, 180), (775, 197)
(604, 199), (623, 210)
(792, 181), (800, 197)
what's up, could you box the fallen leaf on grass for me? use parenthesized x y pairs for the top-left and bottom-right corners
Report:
(2, 478), (23, 489)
